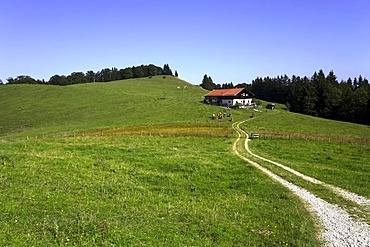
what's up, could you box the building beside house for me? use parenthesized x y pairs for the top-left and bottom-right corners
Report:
(266, 103), (275, 110)
(204, 88), (255, 108)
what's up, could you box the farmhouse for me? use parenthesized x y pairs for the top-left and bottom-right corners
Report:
(204, 88), (255, 107)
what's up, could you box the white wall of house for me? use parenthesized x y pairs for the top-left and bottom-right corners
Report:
(221, 98), (253, 106)
(234, 98), (253, 105)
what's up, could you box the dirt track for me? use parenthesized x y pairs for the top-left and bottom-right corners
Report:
(232, 120), (370, 246)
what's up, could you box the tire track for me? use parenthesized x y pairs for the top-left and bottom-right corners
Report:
(232, 120), (370, 246)
(239, 119), (370, 207)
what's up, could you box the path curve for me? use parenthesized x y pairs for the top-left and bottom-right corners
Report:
(239, 119), (370, 207)
(232, 120), (370, 246)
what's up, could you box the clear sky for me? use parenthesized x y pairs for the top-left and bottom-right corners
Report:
(1, 0), (369, 85)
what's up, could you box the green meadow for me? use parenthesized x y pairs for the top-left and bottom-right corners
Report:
(1, 76), (369, 245)
(0, 77), (211, 137)
(0, 136), (319, 246)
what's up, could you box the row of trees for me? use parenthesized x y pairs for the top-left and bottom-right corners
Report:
(3, 64), (177, 86)
(199, 70), (369, 125)
(4, 75), (45, 85)
(251, 70), (370, 125)
(200, 74), (241, 90)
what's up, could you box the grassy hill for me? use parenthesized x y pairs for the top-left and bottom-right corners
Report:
(0, 76), (369, 246)
(0, 76), (222, 137)
(3, 75), (367, 139)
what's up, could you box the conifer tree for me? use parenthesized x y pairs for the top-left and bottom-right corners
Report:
(200, 74), (216, 90)
(162, 64), (173, 76)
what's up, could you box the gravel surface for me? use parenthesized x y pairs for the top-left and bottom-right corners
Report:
(244, 137), (370, 207)
(233, 121), (370, 246)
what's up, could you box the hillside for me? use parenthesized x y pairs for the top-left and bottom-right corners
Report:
(1, 76), (369, 245)
(0, 76), (227, 138)
(2, 75), (369, 139)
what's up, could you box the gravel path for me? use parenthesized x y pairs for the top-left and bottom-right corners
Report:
(243, 133), (370, 207)
(232, 121), (370, 246)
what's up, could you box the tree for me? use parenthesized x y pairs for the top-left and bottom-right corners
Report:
(235, 82), (250, 89)
(162, 64), (173, 76)
(155, 66), (163, 75)
(68, 72), (87, 84)
(175, 70), (178, 77)
(251, 77), (267, 100)
(366, 78), (370, 125)
(311, 70), (327, 116)
(48, 74), (69, 86)
(6, 64), (170, 86)
(94, 71), (102, 82)
(121, 68), (133, 79)
(353, 77), (369, 124)
(247, 70), (369, 125)
(321, 70), (341, 119)
(100, 68), (112, 82)
(302, 79), (318, 116)
(7, 75), (37, 84)
(337, 79), (355, 122)
(353, 77), (359, 89)
(111, 67), (119, 81)
(6, 77), (14, 84)
(221, 82), (234, 89)
(85, 70), (95, 83)
(132, 66), (144, 78)
(200, 74), (216, 90)
(147, 64), (158, 77)
(0, 79), (3, 85)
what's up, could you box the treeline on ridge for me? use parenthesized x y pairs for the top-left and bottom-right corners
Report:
(199, 70), (369, 125)
(200, 74), (245, 90)
(2, 64), (177, 86)
(251, 70), (370, 125)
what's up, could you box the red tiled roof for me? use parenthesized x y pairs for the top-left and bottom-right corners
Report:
(205, 88), (245, 97)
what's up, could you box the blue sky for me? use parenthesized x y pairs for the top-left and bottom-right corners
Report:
(1, 0), (369, 85)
